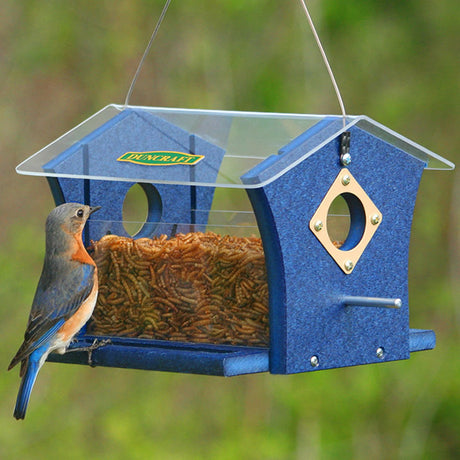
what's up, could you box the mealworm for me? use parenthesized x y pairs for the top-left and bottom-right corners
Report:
(88, 231), (276, 347)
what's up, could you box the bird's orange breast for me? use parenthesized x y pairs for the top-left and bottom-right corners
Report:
(70, 231), (95, 265)
(57, 277), (98, 342)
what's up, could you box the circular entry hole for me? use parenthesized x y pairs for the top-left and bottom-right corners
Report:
(123, 184), (149, 236)
(122, 183), (162, 237)
(327, 193), (365, 250)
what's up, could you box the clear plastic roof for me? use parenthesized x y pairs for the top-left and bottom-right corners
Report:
(16, 104), (454, 189)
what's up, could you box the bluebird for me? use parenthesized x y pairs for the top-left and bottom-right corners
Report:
(8, 202), (100, 420)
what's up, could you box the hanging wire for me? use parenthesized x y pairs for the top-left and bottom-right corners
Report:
(123, 0), (346, 129)
(124, 0), (172, 107)
(298, 0), (347, 128)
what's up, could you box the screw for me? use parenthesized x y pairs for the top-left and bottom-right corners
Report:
(310, 356), (319, 367)
(341, 153), (352, 166)
(376, 347), (385, 359)
(314, 220), (323, 232)
(344, 260), (354, 271)
(341, 174), (351, 186)
(371, 214), (381, 225)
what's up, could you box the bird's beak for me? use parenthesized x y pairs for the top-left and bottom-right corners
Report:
(89, 206), (101, 215)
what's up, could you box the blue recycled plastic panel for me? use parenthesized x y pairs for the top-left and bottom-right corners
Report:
(244, 120), (429, 374)
(43, 109), (225, 183)
(46, 328), (431, 376)
(47, 337), (270, 376)
(43, 108), (226, 242)
(51, 178), (200, 242)
(409, 329), (436, 352)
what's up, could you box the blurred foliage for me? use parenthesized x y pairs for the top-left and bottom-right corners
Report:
(0, 0), (458, 458)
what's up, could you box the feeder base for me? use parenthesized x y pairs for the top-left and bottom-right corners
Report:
(47, 336), (270, 376)
(409, 328), (436, 353)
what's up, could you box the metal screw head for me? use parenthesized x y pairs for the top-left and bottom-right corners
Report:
(371, 214), (381, 225)
(310, 355), (319, 367)
(340, 153), (352, 166)
(344, 260), (354, 272)
(341, 174), (351, 186)
(376, 347), (385, 359)
(314, 220), (323, 232)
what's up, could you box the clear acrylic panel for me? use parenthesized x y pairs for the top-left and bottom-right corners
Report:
(16, 105), (453, 190)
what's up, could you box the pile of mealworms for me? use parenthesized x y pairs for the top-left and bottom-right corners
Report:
(87, 232), (269, 347)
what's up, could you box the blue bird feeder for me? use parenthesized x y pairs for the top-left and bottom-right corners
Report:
(17, 104), (454, 376)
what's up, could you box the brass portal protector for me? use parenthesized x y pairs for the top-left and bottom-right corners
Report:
(309, 168), (382, 274)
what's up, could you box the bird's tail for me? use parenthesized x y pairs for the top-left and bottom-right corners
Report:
(13, 346), (48, 420)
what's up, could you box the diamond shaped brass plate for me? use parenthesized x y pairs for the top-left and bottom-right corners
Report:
(309, 168), (382, 274)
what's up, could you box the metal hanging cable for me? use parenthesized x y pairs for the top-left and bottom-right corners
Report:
(124, 0), (172, 107)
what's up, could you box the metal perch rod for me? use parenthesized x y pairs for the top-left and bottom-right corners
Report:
(340, 296), (402, 309)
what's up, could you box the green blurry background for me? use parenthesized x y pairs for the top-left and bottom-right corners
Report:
(0, 1), (458, 458)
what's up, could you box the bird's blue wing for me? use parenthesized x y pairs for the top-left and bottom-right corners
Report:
(8, 262), (95, 370)
(28, 261), (95, 331)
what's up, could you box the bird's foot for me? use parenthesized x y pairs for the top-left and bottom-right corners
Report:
(66, 338), (112, 366)
(86, 338), (111, 366)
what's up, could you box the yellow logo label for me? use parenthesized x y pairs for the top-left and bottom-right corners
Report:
(117, 151), (204, 166)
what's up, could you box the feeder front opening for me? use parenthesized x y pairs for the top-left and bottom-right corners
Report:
(87, 213), (270, 348)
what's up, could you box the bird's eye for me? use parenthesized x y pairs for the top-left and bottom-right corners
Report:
(76, 209), (84, 218)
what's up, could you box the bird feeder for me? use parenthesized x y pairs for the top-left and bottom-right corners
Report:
(16, 104), (454, 376)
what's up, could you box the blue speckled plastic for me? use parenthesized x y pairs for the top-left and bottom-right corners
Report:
(48, 337), (270, 376)
(45, 108), (225, 242)
(44, 109), (224, 183)
(244, 121), (427, 374)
